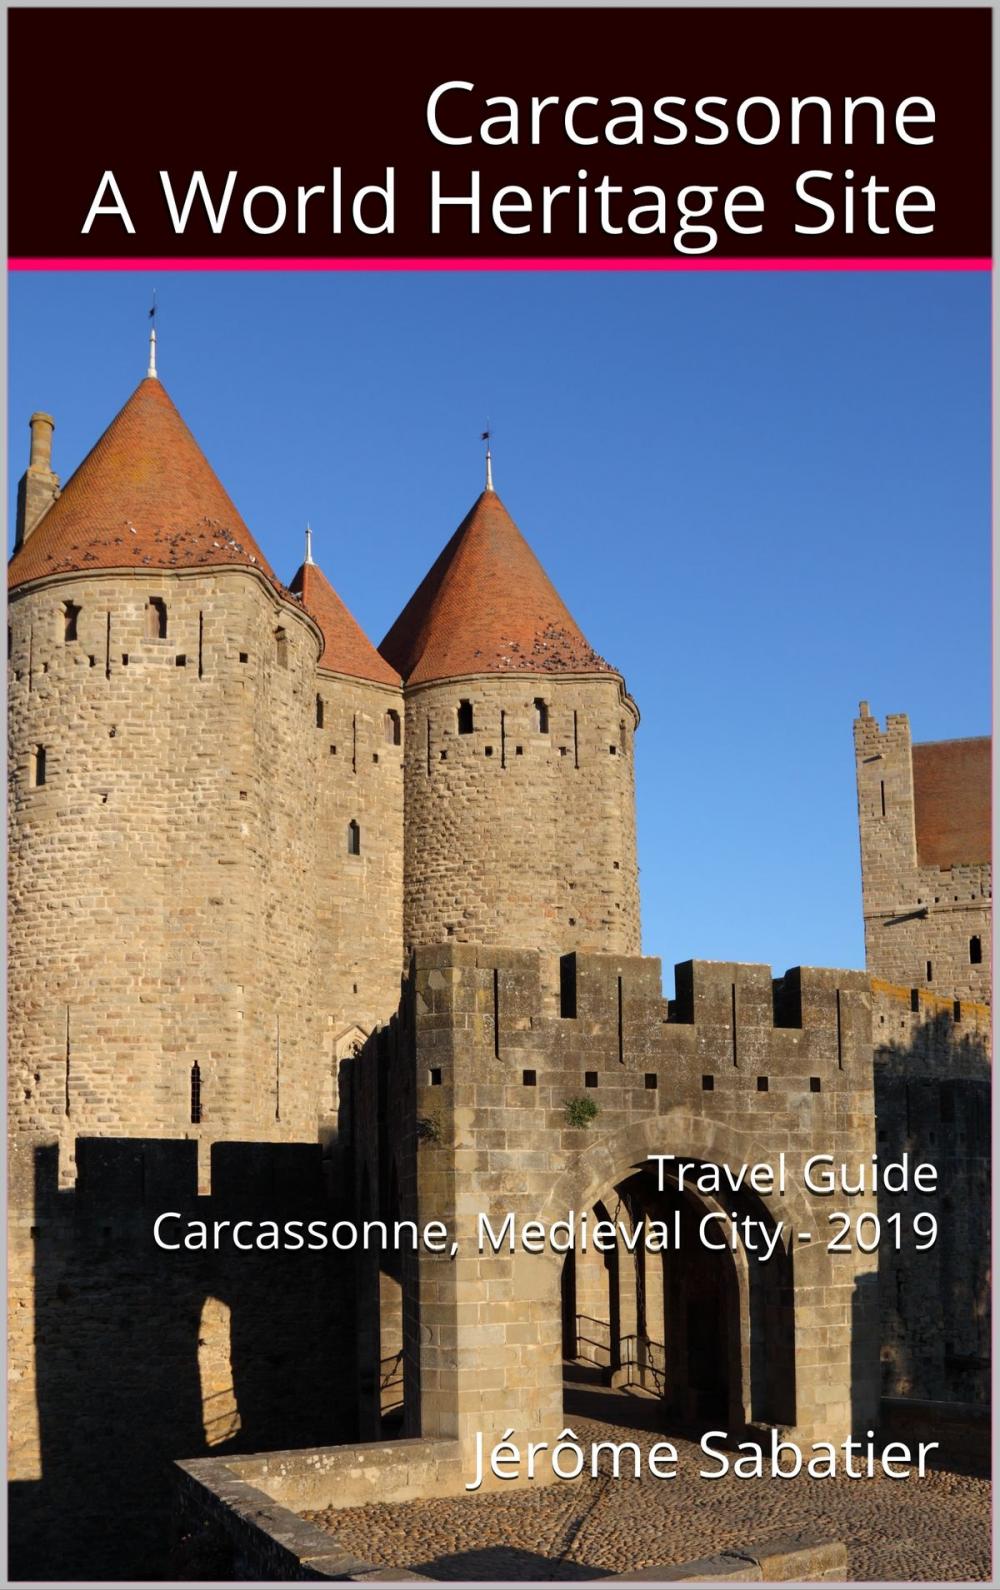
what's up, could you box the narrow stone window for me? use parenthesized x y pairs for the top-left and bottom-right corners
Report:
(190, 1062), (202, 1124)
(62, 601), (80, 642)
(584, 1071), (598, 1089)
(926, 960), (933, 982)
(880, 779), (886, 817)
(810, 1077), (822, 1093)
(644, 1073), (657, 1090)
(30, 745), (46, 787)
(175, 655), (187, 667)
(559, 954), (577, 1018)
(385, 709), (401, 745)
(347, 819), (361, 856)
(970, 935), (982, 965)
(493, 969), (500, 1059)
(239, 651), (249, 664)
(909, 988), (920, 1013)
(146, 597), (168, 640)
(756, 1076), (769, 1092)
(522, 1069), (537, 1087)
(275, 627), (289, 668)
(534, 698), (549, 733)
(609, 744), (617, 755)
(953, 1000), (962, 1023)
(702, 1075), (714, 1091)
(429, 1068), (443, 1086)
(457, 699), (474, 734)
(316, 694), (324, 728)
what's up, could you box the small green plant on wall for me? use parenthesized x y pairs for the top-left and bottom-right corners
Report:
(564, 1095), (599, 1129)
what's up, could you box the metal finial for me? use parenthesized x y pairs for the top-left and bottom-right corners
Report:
(147, 292), (158, 379)
(482, 425), (494, 491)
(305, 523), (314, 565)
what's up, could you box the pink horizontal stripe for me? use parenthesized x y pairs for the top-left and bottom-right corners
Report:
(7, 255), (993, 273)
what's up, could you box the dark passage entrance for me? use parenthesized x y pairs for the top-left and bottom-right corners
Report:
(561, 1159), (794, 1437)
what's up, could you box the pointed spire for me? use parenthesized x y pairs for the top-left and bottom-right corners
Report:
(305, 523), (314, 564)
(289, 557), (400, 685)
(379, 488), (613, 685)
(147, 291), (158, 379)
(482, 424), (494, 492)
(9, 376), (281, 590)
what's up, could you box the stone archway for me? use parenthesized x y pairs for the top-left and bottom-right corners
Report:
(560, 1160), (795, 1437)
(548, 1110), (810, 1436)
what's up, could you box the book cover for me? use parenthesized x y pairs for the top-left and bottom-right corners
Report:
(5, 4), (993, 1584)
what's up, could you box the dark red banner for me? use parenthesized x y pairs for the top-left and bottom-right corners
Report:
(7, 7), (992, 260)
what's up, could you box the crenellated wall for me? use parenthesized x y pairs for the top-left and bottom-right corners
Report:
(401, 674), (640, 957)
(356, 945), (881, 1486)
(8, 1136), (355, 1582)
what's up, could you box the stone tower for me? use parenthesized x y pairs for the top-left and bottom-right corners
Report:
(854, 703), (991, 1007)
(287, 545), (404, 1110)
(7, 358), (402, 1185)
(380, 479), (640, 958)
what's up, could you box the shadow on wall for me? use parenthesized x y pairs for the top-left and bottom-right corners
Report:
(874, 1013), (991, 1407)
(10, 1138), (357, 1583)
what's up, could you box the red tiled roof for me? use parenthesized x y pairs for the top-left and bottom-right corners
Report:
(912, 737), (991, 868)
(379, 489), (613, 685)
(288, 560), (400, 685)
(8, 378), (281, 590)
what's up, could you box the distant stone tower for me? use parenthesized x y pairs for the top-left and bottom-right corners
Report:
(854, 703), (991, 1008)
(380, 468), (640, 958)
(7, 349), (402, 1183)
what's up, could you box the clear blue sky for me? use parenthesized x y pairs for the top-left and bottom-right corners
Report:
(8, 270), (990, 984)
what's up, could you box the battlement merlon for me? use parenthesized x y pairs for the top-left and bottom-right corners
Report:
(406, 945), (872, 1084)
(853, 702), (913, 756)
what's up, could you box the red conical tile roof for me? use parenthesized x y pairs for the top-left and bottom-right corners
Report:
(379, 489), (613, 685)
(289, 559), (400, 685)
(8, 377), (281, 590)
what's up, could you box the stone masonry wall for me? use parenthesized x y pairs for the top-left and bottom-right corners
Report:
(402, 675), (640, 957)
(369, 945), (880, 1486)
(872, 990), (990, 1405)
(313, 670), (404, 1123)
(854, 708), (991, 1406)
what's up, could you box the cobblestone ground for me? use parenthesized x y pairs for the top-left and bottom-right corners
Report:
(303, 1387), (991, 1582)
